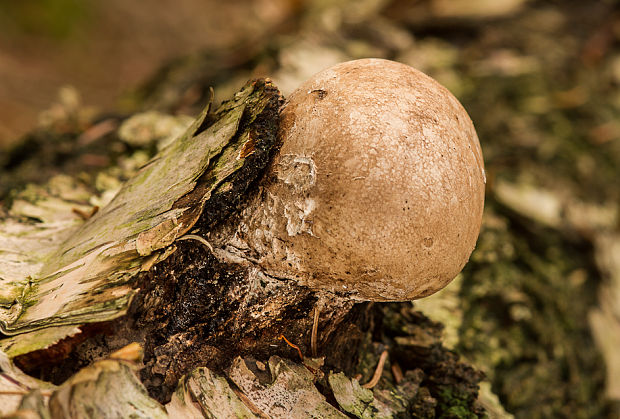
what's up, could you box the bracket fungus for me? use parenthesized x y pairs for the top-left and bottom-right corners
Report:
(220, 58), (485, 301)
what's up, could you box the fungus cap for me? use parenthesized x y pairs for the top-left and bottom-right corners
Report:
(251, 59), (485, 301)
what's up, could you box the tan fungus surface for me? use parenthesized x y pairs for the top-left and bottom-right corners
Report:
(228, 59), (485, 301)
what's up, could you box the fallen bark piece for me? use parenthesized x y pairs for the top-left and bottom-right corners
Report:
(166, 367), (259, 419)
(6, 390), (51, 419)
(0, 326), (82, 360)
(328, 372), (392, 419)
(228, 356), (347, 418)
(0, 350), (55, 417)
(48, 359), (166, 419)
(164, 385), (205, 419)
(329, 357), (427, 418)
(1, 344), (164, 418)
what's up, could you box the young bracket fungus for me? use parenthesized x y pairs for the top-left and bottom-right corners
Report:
(218, 58), (485, 301)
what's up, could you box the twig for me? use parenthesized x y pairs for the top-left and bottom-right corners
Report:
(0, 373), (28, 390)
(391, 362), (404, 384)
(311, 305), (320, 357)
(0, 389), (53, 397)
(362, 350), (388, 389)
(278, 334), (304, 361)
(230, 386), (270, 419)
(177, 234), (214, 252)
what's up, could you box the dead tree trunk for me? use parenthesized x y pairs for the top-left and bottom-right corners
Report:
(0, 79), (484, 418)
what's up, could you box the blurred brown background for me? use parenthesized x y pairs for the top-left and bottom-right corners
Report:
(0, 0), (295, 147)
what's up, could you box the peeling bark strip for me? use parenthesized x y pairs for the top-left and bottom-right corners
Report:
(0, 80), (282, 350)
